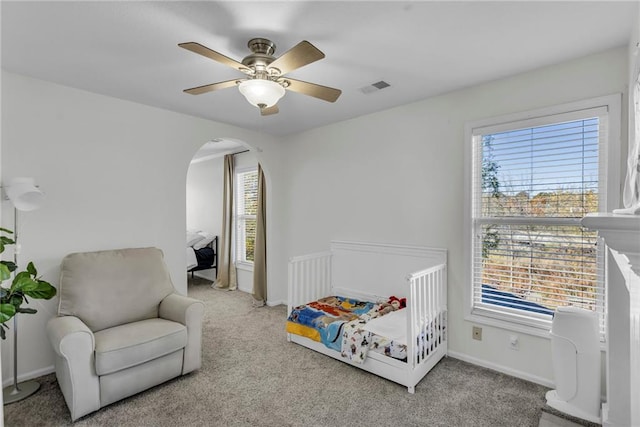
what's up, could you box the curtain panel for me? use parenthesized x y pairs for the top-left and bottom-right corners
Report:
(215, 154), (237, 290)
(252, 164), (267, 304)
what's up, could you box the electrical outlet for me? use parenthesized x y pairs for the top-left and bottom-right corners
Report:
(509, 334), (519, 351)
(472, 326), (482, 341)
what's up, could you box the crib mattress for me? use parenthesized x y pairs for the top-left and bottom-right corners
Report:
(366, 312), (446, 362)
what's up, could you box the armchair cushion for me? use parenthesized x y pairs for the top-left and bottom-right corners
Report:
(94, 318), (187, 376)
(58, 247), (175, 332)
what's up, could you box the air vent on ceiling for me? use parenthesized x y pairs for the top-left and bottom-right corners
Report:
(359, 80), (391, 94)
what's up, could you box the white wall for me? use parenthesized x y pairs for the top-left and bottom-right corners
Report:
(187, 156), (224, 238)
(281, 47), (628, 385)
(0, 71), (286, 384)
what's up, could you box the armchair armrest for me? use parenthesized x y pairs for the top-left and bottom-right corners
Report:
(159, 293), (204, 374)
(159, 293), (203, 325)
(48, 316), (95, 355)
(46, 316), (100, 421)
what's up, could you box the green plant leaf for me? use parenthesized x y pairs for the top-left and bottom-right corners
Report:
(1, 261), (17, 273)
(11, 272), (40, 293)
(0, 261), (57, 329)
(0, 235), (15, 254)
(0, 303), (16, 323)
(23, 280), (56, 300)
(9, 294), (23, 307)
(26, 262), (37, 277)
(0, 264), (10, 281)
(0, 236), (15, 245)
(0, 228), (13, 235)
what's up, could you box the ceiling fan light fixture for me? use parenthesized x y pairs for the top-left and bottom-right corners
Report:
(238, 79), (285, 108)
(180, 38), (342, 115)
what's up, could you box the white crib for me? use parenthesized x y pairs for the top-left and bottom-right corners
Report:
(287, 240), (448, 393)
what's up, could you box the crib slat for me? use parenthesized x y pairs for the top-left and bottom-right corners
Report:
(288, 251), (333, 311)
(433, 273), (437, 349)
(405, 263), (448, 367)
(423, 274), (427, 357)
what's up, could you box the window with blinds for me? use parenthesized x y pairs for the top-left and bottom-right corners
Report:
(470, 106), (608, 334)
(235, 168), (258, 264)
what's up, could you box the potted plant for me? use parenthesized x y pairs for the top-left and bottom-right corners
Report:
(0, 227), (56, 339)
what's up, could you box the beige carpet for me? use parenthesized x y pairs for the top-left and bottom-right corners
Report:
(5, 277), (566, 426)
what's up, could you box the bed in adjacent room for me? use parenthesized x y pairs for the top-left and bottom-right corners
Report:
(187, 230), (218, 278)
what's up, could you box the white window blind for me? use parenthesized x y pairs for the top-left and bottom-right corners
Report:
(235, 168), (258, 264)
(471, 107), (608, 334)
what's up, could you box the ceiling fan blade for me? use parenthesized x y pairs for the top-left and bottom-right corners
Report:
(267, 41), (325, 75)
(179, 42), (246, 71)
(260, 105), (279, 116)
(183, 79), (243, 95)
(284, 78), (341, 103)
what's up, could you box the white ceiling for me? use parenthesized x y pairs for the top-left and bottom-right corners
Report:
(1, 1), (636, 137)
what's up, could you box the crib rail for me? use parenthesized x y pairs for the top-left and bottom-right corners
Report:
(288, 251), (333, 315)
(406, 263), (447, 368)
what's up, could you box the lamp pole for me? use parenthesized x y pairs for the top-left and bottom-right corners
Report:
(2, 207), (40, 404)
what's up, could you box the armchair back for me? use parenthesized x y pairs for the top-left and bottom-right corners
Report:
(58, 247), (175, 332)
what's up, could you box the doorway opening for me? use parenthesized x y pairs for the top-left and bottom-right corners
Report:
(185, 138), (260, 295)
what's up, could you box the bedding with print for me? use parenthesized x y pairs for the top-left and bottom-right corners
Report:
(287, 296), (406, 362)
(365, 313), (446, 362)
(286, 296), (375, 350)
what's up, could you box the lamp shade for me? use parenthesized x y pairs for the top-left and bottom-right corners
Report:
(5, 177), (45, 212)
(238, 79), (285, 108)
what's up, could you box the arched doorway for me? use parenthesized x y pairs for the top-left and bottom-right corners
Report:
(185, 138), (262, 296)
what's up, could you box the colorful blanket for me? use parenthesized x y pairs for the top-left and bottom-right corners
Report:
(287, 295), (447, 365)
(286, 296), (375, 350)
(287, 296), (407, 362)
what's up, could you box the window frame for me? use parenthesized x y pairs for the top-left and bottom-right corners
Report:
(234, 166), (258, 269)
(463, 94), (621, 338)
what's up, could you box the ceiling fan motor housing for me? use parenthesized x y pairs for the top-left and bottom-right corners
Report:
(242, 38), (278, 75)
(248, 38), (276, 55)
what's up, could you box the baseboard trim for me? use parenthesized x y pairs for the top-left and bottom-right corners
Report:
(2, 365), (55, 388)
(447, 350), (554, 388)
(237, 284), (252, 294)
(266, 299), (286, 307)
(234, 287), (284, 307)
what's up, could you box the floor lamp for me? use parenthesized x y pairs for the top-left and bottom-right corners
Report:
(2, 177), (45, 404)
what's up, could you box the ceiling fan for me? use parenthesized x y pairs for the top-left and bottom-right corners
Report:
(179, 38), (342, 116)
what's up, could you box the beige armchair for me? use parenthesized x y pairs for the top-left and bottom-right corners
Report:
(47, 247), (204, 421)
